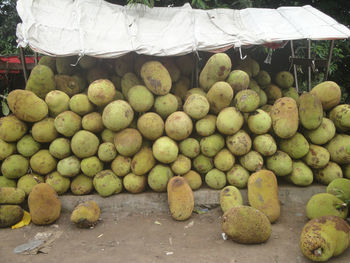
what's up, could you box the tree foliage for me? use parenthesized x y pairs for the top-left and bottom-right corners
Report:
(0, 0), (20, 55)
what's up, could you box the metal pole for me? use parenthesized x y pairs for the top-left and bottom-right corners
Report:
(290, 40), (299, 92)
(307, 39), (311, 91)
(19, 47), (28, 84)
(34, 52), (39, 65)
(325, 40), (334, 81)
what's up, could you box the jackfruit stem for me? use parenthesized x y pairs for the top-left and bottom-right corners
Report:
(313, 247), (323, 256)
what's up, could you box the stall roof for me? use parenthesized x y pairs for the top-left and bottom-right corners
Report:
(16, 0), (350, 58)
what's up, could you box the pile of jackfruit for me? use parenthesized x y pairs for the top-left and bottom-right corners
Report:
(1, 52), (350, 260)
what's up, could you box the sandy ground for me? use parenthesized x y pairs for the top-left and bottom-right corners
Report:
(1, 203), (350, 263)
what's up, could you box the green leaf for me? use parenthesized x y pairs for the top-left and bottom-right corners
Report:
(1, 100), (10, 116)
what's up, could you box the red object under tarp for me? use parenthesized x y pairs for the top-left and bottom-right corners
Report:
(0, 56), (36, 74)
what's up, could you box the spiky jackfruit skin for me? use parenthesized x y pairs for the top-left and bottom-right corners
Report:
(182, 170), (202, 190)
(45, 171), (70, 195)
(179, 138), (200, 159)
(220, 186), (243, 214)
(131, 147), (156, 175)
(200, 133), (225, 158)
(45, 90), (70, 117)
(38, 56), (56, 72)
(279, 132), (309, 159)
(69, 94), (94, 116)
(102, 100), (134, 132)
(255, 70), (271, 86)
(93, 170), (123, 197)
(265, 84), (282, 104)
(49, 138), (71, 159)
(285, 160), (313, 186)
(303, 118), (336, 145)
(314, 161), (343, 185)
(303, 144), (330, 169)
(7, 90), (48, 123)
(252, 134), (277, 157)
(282, 87), (300, 106)
(17, 135), (40, 158)
(81, 112), (104, 133)
(165, 111), (193, 141)
(1, 154), (29, 179)
(226, 70), (249, 92)
(0, 176), (16, 188)
(199, 53), (232, 91)
(306, 193), (348, 220)
(0, 187), (25, 204)
(25, 64), (55, 99)
(239, 151), (264, 172)
(326, 134), (350, 165)
(248, 170), (280, 223)
(154, 93), (178, 119)
(54, 75), (81, 97)
(247, 109), (272, 135)
(270, 97), (299, 139)
(327, 178), (350, 202)
(111, 156), (131, 177)
(226, 164), (249, 189)
(54, 111), (81, 137)
(140, 61), (172, 95)
(148, 164), (174, 192)
(0, 205), (24, 228)
(167, 176), (194, 221)
(222, 205), (271, 244)
(226, 130), (252, 156)
(114, 128), (142, 157)
(29, 150), (57, 175)
(266, 150), (293, 177)
(234, 89), (260, 113)
(57, 156), (81, 178)
(205, 168), (226, 190)
(329, 104), (350, 132)
(121, 72), (141, 99)
(136, 112), (164, 141)
(193, 154), (213, 174)
(310, 81), (341, 111)
(299, 216), (350, 262)
(195, 115), (217, 137)
(216, 107), (244, 135)
(171, 154), (191, 175)
(0, 139), (16, 160)
(71, 174), (93, 195)
(71, 130), (99, 158)
(299, 92), (323, 130)
(70, 200), (100, 228)
(206, 81), (233, 114)
(32, 117), (58, 143)
(0, 115), (27, 142)
(123, 173), (147, 194)
(275, 71), (294, 88)
(183, 94), (210, 120)
(56, 56), (77, 75)
(128, 85), (154, 113)
(88, 79), (116, 107)
(17, 174), (44, 196)
(214, 148), (235, 172)
(28, 183), (61, 225)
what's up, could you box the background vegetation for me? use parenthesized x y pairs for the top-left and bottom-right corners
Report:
(0, 0), (349, 101)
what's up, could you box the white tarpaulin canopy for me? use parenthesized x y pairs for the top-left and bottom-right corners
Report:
(16, 0), (350, 58)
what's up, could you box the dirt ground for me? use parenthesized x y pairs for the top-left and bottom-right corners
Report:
(1, 203), (350, 263)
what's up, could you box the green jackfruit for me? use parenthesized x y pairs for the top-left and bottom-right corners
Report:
(7, 89), (48, 122)
(222, 205), (271, 244)
(167, 176), (194, 221)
